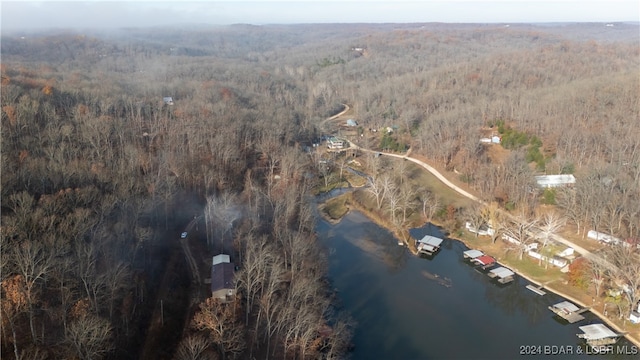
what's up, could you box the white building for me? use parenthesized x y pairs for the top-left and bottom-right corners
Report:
(535, 174), (576, 188)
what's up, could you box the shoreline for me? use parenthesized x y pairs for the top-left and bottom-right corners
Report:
(317, 193), (640, 348)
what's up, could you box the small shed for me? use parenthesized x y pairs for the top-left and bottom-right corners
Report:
(346, 119), (358, 127)
(163, 96), (174, 105)
(630, 311), (640, 324)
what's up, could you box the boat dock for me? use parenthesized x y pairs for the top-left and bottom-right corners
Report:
(463, 249), (483, 259)
(577, 323), (621, 347)
(526, 284), (547, 296)
(487, 266), (515, 284)
(549, 301), (589, 323)
(471, 255), (496, 270)
(417, 235), (444, 256)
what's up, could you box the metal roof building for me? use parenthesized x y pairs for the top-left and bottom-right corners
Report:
(534, 174), (576, 188)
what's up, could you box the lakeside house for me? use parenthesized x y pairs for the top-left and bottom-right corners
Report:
(211, 254), (235, 302)
(587, 230), (622, 245)
(465, 222), (495, 237)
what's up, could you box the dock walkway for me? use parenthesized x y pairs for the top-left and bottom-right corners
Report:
(549, 301), (589, 323)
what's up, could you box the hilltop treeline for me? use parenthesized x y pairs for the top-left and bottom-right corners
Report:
(1, 22), (638, 359)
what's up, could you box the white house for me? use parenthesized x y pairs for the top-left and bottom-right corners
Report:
(535, 174), (576, 188)
(587, 230), (621, 245)
(327, 137), (345, 149)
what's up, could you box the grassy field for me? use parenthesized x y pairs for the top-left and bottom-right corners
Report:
(322, 195), (350, 220)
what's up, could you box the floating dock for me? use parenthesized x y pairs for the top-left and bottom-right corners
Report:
(488, 266), (515, 284)
(417, 235), (444, 256)
(526, 284), (547, 296)
(549, 301), (589, 323)
(577, 323), (620, 347)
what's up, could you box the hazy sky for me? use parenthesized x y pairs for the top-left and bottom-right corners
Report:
(2, 1), (639, 31)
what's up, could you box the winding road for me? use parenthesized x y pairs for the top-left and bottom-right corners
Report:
(324, 105), (640, 347)
(346, 134), (595, 258)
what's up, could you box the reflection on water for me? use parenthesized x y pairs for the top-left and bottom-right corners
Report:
(318, 211), (636, 360)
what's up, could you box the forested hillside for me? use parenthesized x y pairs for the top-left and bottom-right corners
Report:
(1, 22), (638, 359)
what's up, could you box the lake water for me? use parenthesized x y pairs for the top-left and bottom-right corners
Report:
(317, 211), (638, 360)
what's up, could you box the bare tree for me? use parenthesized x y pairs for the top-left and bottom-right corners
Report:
(1, 275), (28, 359)
(365, 176), (384, 210)
(484, 202), (504, 244)
(9, 239), (56, 343)
(420, 190), (440, 221)
(588, 256), (610, 298)
(603, 244), (640, 318)
(192, 297), (246, 360)
(502, 215), (539, 260)
(464, 203), (488, 238)
(174, 335), (215, 360)
(65, 314), (114, 360)
(537, 211), (565, 267)
(235, 235), (271, 325)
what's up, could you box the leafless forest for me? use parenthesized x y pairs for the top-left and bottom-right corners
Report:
(1, 23), (639, 359)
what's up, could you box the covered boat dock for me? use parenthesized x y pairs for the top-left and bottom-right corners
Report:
(463, 249), (483, 259)
(548, 301), (589, 323)
(488, 266), (515, 284)
(471, 255), (496, 269)
(417, 235), (444, 256)
(577, 324), (620, 346)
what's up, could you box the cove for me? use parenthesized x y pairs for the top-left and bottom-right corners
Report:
(317, 210), (637, 360)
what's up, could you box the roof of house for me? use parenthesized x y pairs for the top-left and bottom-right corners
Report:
(578, 324), (618, 340)
(535, 174), (576, 187)
(211, 262), (235, 293)
(213, 254), (230, 265)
